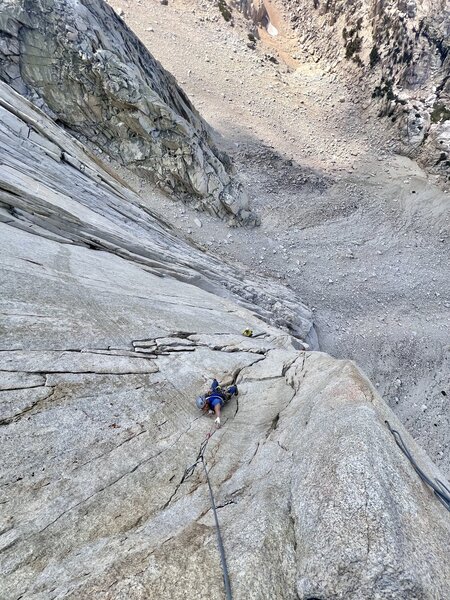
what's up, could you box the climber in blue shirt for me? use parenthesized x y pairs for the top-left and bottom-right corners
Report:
(196, 378), (238, 426)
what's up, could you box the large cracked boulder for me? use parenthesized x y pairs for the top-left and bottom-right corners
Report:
(0, 0), (257, 224)
(1, 81), (449, 599)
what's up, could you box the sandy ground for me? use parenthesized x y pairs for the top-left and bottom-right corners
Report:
(106, 0), (449, 476)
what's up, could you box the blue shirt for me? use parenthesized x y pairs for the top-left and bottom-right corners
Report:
(208, 394), (224, 409)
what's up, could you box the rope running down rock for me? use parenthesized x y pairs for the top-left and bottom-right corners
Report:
(385, 420), (450, 512)
(181, 427), (233, 600)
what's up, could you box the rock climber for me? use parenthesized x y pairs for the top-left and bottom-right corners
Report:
(196, 378), (238, 427)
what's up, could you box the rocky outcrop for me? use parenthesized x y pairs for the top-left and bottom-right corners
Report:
(237, 0), (450, 183)
(234, 0), (266, 24)
(1, 80), (450, 599)
(0, 0), (257, 224)
(0, 80), (315, 345)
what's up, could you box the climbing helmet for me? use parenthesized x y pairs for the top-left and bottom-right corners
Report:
(196, 396), (206, 409)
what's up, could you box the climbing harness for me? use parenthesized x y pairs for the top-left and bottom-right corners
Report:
(385, 420), (450, 512)
(181, 427), (233, 600)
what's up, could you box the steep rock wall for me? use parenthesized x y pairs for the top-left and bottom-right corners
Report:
(0, 0), (257, 224)
(0, 80), (315, 344)
(1, 80), (449, 600)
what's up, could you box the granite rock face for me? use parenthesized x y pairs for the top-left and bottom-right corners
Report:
(0, 0), (257, 224)
(1, 80), (450, 599)
(0, 80), (316, 352)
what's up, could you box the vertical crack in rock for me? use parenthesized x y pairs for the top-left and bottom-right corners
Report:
(288, 489), (298, 557)
(362, 475), (372, 569)
(161, 353), (264, 510)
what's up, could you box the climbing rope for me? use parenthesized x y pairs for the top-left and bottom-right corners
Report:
(181, 427), (233, 600)
(385, 420), (450, 512)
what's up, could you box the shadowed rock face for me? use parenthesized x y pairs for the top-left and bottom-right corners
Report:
(0, 0), (257, 225)
(1, 80), (450, 600)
